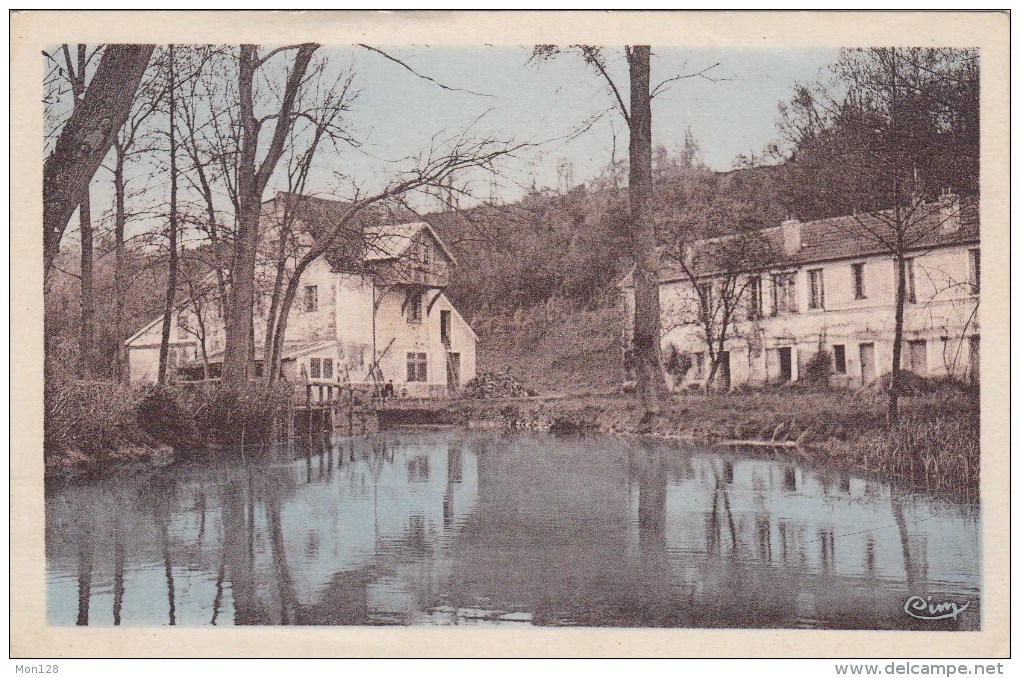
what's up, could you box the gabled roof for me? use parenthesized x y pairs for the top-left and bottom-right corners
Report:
(363, 222), (458, 266)
(262, 193), (458, 271)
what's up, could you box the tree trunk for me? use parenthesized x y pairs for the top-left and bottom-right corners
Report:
(158, 46), (179, 385)
(267, 264), (306, 386)
(886, 53), (904, 426)
(627, 46), (665, 419)
(221, 46), (261, 389)
(78, 191), (94, 378)
(704, 358), (720, 395)
(113, 148), (127, 382)
(889, 250), (906, 425)
(44, 44), (154, 276)
(263, 224), (291, 385)
(220, 44), (318, 390)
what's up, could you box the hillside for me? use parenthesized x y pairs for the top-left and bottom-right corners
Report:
(472, 302), (624, 395)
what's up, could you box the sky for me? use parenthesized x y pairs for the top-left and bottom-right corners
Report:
(52, 45), (842, 242)
(321, 45), (839, 203)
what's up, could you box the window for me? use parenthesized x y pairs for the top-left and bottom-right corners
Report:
(692, 352), (705, 379)
(897, 259), (917, 304)
(406, 290), (423, 323)
(833, 344), (847, 374)
(772, 272), (798, 315)
(420, 242), (432, 268)
(176, 313), (190, 340)
(322, 358), (333, 380)
(309, 358), (321, 379)
(907, 340), (927, 375)
(407, 352), (427, 382)
(808, 268), (825, 309)
(969, 248), (980, 294)
(697, 282), (713, 322)
(747, 276), (763, 319)
(440, 310), (452, 347)
(852, 263), (866, 300)
(304, 285), (318, 312)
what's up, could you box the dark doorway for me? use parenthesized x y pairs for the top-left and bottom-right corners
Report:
(778, 347), (793, 382)
(446, 352), (460, 390)
(859, 343), (875, 385)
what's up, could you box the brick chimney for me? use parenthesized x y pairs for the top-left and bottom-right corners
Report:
(781, 216), (802, 256)
(939, 190), (961, 234)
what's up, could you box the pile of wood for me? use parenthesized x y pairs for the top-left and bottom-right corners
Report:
(462, 371), (536, 399)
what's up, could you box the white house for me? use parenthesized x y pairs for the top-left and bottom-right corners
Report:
(620, 195), (980, 390)
(126, 194), (477, 396)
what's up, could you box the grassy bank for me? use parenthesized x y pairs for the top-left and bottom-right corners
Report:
(442, 386), (980, 498)
(44, 379), (289, 477)
(46, 373), (979, 499)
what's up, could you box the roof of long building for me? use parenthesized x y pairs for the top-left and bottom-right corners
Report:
(621, 196), (979, 286)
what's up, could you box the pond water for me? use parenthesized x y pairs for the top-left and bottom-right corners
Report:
(45, 430), (980, 629)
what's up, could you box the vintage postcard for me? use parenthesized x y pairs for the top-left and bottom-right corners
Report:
(10, 10), (1009, 660)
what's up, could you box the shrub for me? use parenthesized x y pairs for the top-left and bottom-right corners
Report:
(803, 350), (832, 384)
(663, 344), (693, 381)
(44, 379), (146, 458)
(135, 385), (200, 451)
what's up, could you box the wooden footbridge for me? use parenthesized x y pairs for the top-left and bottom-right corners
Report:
(287, 383), (454, 438)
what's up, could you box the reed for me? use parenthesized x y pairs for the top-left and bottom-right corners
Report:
(836, 396), (980, 498)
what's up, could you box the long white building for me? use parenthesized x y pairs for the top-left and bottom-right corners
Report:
(620, 195), (980, 390)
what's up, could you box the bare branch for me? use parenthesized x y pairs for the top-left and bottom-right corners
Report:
(357, 44), (492, 97)
(651, 62), (726, 98)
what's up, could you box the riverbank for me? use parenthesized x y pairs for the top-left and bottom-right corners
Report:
(44, 377), (979, 498)
(439, 386), (980, 498)
(43, 379), (286, 480)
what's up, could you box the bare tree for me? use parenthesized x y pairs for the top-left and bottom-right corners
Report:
(176, 47), (235, 308)
(43, 44), (155, 276)
(49, 44), (99, 377)
(662, 231), (778, 392)
(157, 45), (181, 385)
(108, 56), (164, 381)
(531, 45), (722, 419)
(260, 66), (358, 379)
(219, 44), (320, 390)
(625, 46), (664, 418)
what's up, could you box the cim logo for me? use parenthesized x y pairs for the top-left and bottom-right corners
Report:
(903, 595), (971, 621)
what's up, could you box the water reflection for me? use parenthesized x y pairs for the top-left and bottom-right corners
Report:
(45, 432), (980, 629)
